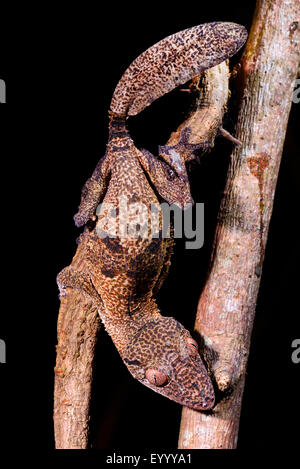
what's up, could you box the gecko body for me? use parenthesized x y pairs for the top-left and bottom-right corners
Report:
(57, 22), (247, 410)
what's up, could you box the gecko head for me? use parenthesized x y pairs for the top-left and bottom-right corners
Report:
(123, 317), (215, 410)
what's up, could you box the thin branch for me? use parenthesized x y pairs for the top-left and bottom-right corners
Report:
(54, 246), (101, 449)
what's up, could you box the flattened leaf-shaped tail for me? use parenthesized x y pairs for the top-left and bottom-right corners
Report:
(110, 22), (248, 117)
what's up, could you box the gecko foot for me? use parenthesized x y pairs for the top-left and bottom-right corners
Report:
(159, 127), (212, 170)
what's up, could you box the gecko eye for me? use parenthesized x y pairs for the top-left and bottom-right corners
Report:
(145, 368), (168, 387)
(185, 337), (199, 356)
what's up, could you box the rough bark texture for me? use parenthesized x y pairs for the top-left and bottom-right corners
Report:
(168, 61), (230, 150)
(178, 0), (300, 450)
(54, 249), (101, 449)
(53, 62), (230, 449)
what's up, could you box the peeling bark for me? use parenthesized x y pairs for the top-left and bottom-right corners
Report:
(178, 0), (300, 450)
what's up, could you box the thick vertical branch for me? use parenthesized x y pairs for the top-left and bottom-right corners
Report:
(178, 0), (300, 449)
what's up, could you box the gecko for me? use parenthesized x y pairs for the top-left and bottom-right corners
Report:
(57, 22), (247, 410)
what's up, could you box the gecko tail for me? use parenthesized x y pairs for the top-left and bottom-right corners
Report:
(110, 22), (248, 117)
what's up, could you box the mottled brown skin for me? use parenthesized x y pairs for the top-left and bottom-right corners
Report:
(57, 23), (248, 410)
(111, 22), (248, 117)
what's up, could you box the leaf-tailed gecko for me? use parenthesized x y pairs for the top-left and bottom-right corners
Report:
(57, 22), (247, 410)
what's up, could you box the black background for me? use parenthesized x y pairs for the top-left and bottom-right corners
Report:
(0, 0), (299, 455)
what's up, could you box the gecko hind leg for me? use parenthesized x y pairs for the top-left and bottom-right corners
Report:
(57, 266), (105, 314)
(73, 153), (111, 228)
(159, 127), (212, 170)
